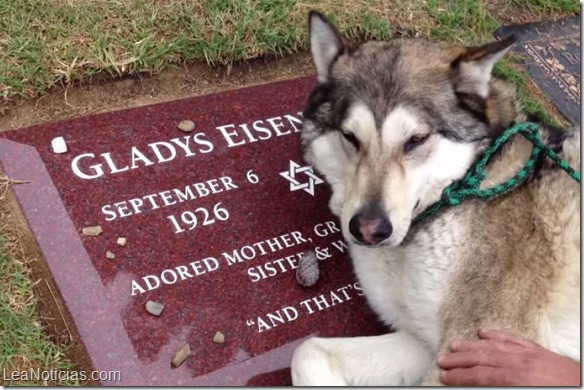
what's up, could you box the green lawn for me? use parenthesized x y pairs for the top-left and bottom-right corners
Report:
(0, 192), (78, 386)
(0, 0), (577, 104)
(0, 0), (579, 386)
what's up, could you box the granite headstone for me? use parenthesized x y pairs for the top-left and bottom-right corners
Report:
(0, 77), (386, 385)
(495, 16), (581, 125)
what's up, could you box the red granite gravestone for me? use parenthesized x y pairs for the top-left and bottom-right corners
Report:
(0, 77), (386, 385)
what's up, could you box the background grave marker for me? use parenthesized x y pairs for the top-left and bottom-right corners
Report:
(495, 16), (580, 125)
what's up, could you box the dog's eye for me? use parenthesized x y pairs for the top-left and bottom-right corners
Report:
(405, 134), (429, 152)
(341, 131), (360, 150)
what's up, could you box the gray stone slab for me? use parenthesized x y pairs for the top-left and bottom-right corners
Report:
(495, 16), (581, 125)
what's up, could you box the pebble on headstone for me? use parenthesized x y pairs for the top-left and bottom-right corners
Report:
(145, 300), (165, 316)
(117, 237), (127, 246)
(177, 120), (195, 132)
(82, 225), (103, 236)
(171, 344), (191, 368)
(212, 331), (225, 344)
(51, 137), (68, 154)
(296, 250), (319, 287)
(105, 251), (115, 260)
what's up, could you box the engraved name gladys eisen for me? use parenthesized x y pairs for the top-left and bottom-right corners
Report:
(71, 112), (303, 180)
(69, 112), (304, 233)
(66, 110), (335, 297)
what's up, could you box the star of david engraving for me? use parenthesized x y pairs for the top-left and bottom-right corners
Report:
(279, 160), (324, 196)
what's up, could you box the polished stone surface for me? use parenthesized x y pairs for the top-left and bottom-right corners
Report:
(0, 77), (386, 385)
(495, 16), (580, 125)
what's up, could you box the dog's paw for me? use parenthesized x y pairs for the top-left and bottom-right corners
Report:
(291, 338), (348, 386)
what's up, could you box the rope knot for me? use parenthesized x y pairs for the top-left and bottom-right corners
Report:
(466, 177), (480, 187)
(443, 187), (455, 198)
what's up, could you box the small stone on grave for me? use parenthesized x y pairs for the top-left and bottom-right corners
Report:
(145, 300), (165, 316)
(212, 331), (225, 344)
(171, 344), (191, 368)
(105, 251), (115, 260)
(51, 137), (68, 154)
(177, 120), (195, 132)
(296, 250), (319, 287)
(117, 237), (127, 246)
(81, 225), (103, 236)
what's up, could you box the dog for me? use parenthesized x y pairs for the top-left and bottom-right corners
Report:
(290, 11), (580, 386)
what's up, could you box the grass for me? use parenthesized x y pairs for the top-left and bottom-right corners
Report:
(510, 0), (580, 14)
(0, 178), (77, 386)
(0, 0), (579, 386)
(0, 0), (398, 103)
(0, 0), (577, 105)
(426, 0), (500, 43)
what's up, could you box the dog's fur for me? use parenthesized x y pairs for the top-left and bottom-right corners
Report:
(290, 11), (580, 386)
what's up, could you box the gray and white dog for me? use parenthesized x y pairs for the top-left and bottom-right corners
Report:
(291, 11), (580, 386)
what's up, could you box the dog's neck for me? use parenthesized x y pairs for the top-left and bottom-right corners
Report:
(480, 134), (536, 189)
(413, 125), (541, 222)
(413, 77), (528, 220)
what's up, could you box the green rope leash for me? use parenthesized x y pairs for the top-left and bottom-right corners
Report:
(413, 122), (580, 224)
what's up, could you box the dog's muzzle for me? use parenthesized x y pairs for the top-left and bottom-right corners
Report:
(349, 208), (393, 246)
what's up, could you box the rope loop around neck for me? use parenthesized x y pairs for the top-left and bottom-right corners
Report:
(413, 122), (580, 224)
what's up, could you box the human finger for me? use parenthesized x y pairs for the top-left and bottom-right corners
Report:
(448, 338), (518, 353)
(437, 350), (505, 370)
(478, 329), (539, 348)
(440, 366), (511, 386)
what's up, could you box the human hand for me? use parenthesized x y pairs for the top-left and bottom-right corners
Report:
(438, 329), (580, 386)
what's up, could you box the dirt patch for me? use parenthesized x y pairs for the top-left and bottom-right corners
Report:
(486, 1), (579, 25)
(0, 53), (314, 132)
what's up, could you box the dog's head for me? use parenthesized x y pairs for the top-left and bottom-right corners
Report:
(302, 11), (519, 247)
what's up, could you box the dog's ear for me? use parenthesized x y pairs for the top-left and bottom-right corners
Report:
(451, 36), (516, 98)
(309, 11), (345, 83)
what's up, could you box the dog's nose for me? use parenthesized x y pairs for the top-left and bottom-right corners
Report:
(349, 212), (392, 245)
